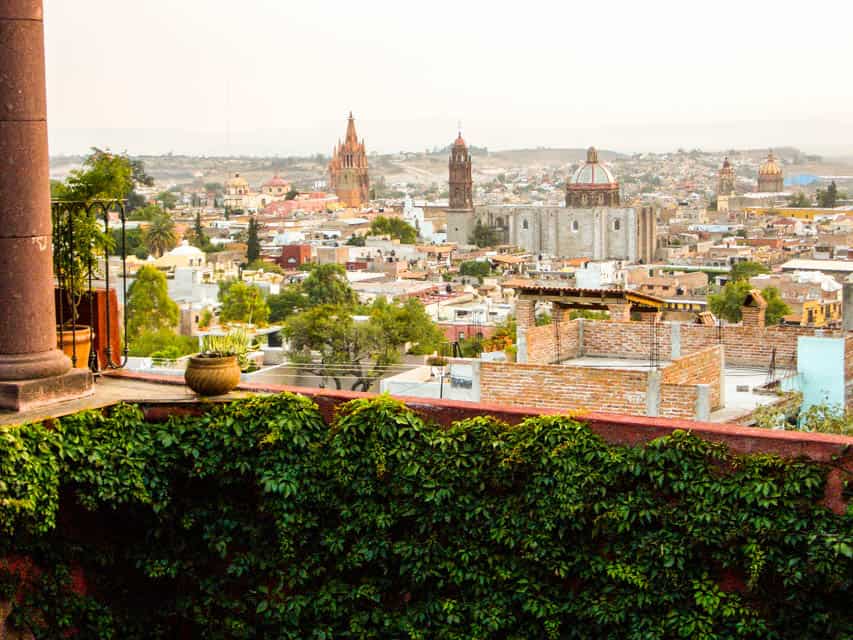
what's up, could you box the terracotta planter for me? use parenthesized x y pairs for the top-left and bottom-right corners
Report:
(56, 325), (94, 369)
(184, 355), (241, 396)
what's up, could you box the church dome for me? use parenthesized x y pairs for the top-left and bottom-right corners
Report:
(570, 147), (616, 185)
(453, 131), (467, 148)
(225, 173), (249, 188)
(263, 173), (289, 188)
(759, 151), (782, 176)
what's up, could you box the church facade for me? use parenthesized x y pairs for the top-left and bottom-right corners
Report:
(447, 146), (656, 263)
(329, 112), (370, 208)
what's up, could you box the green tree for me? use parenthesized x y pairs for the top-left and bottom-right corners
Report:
(762, 286), (791, 325)
(268, 286), (306, 323)
(246, 217), (261, 263)
(110, 227), (148, 259)
(285, 189), (298, 201)
(128, 329), (197, 359)
(816, 181), (838, 208)
(369, 216), (418, 244)
(219, 281), (269, 325)
(729, 260), (769, 282)
(157, 191), (178, 210)
(346, 234), (366, 247)
(127, 203), (163, 221)
(58, 147), (151, 202)
(788, 192), (812, 207)
(143, 213), (177, 257)
(709, 281), (790, 325)
(189, 211), (209, 250)
(301, 263), (357, 307)
(459, 260), (491, 280)
(285, 297), (442, 391)
(126, 265), (179, 342)
(468, 219), (499, 248)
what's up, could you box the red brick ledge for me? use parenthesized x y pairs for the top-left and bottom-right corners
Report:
(105, 370), (853, 457)
(102, 370), (853, 514)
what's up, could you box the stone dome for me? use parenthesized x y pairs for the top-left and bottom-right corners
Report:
(571, 147), (616, 185)
(453, 131), (467, 148)
(759, 151), (782, 176)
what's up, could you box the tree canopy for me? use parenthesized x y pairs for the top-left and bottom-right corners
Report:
(468, 219), (499, 248)
(246, 217), (261, 264)
(709, 281), (790, 325)
(459, 260), (491, 280)
(55, 147), (152, 205)
(156, 191), (178, 210)
(126, 265), (179, 342)
(729, 260), (769, 282)
(143, 213), (177, 257)
(219, 281), (270, 326)
(369, 216), (418, 244)
(284, 296), (443, 391)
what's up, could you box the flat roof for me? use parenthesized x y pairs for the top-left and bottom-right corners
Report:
(780, 259), (853, 273)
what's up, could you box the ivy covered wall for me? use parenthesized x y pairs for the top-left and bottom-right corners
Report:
(0, 394), (850, 639)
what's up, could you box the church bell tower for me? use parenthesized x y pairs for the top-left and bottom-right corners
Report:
(448, 130), (473, 210)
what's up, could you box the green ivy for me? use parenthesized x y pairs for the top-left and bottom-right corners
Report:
(0, 394), (850, 639)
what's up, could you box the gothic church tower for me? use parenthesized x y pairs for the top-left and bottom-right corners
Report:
(329, 112), (370, 208)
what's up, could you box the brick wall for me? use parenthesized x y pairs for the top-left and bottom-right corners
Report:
(658, 384), (699, 419)
(525, 317), (580, 364)
(480, 361), (649, 415)
(661, 345), (723, 409)
(576, 317), (840, 369)
(582, 319), (673, 360)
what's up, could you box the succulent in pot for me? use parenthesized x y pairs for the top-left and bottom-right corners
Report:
(184, 329), (255, 396)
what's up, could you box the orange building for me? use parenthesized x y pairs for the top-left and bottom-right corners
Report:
(328, 112), (370, 208)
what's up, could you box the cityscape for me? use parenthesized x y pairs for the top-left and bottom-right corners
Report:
(0, 0), (850, 637)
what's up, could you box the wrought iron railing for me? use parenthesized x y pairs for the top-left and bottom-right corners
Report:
(51, 199), (129, 372)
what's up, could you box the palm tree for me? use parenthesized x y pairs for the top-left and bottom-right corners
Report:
(144, 213), (177, 257)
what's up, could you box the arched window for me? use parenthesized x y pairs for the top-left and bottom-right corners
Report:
(522, 219), (529, 230)
(613, 219), (621, 231)
(571, 220), (579, 232)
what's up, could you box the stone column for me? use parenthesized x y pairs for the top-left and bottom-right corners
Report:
(0, 0), (92, 410)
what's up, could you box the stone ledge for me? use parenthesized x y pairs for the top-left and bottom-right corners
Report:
(0, 368), (93, 412)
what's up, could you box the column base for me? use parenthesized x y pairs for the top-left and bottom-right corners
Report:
(0, 368), (93, 412)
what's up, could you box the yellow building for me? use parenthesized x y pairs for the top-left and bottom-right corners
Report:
(744, 207), (838, 221)
(785, 299), (842, 328)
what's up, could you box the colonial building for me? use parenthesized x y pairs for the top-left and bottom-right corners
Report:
(261, 172), (291, 200)
(757, 150), (784, 193)
(329, 112), (370, 208)
(223, 173), (252, 211)
(448, 131), (473, 211)
(224, 172), (294, 212)
(448, 146), (657, 263)
(718, 156), (736, 196)
(565, 147), (620, 207)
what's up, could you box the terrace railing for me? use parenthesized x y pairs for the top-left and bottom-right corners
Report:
(52, 199), (129, 372)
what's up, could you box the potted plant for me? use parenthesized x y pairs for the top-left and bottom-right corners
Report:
(52, 202), (106, 369)
(184, 329), (253, 396)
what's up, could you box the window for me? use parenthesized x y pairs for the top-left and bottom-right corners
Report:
(571, 220), (579, 232)
(522, 219), (529, 230)
(613, 219), (621, 231)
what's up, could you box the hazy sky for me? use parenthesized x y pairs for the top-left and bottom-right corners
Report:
(44, 0), (853, 156)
